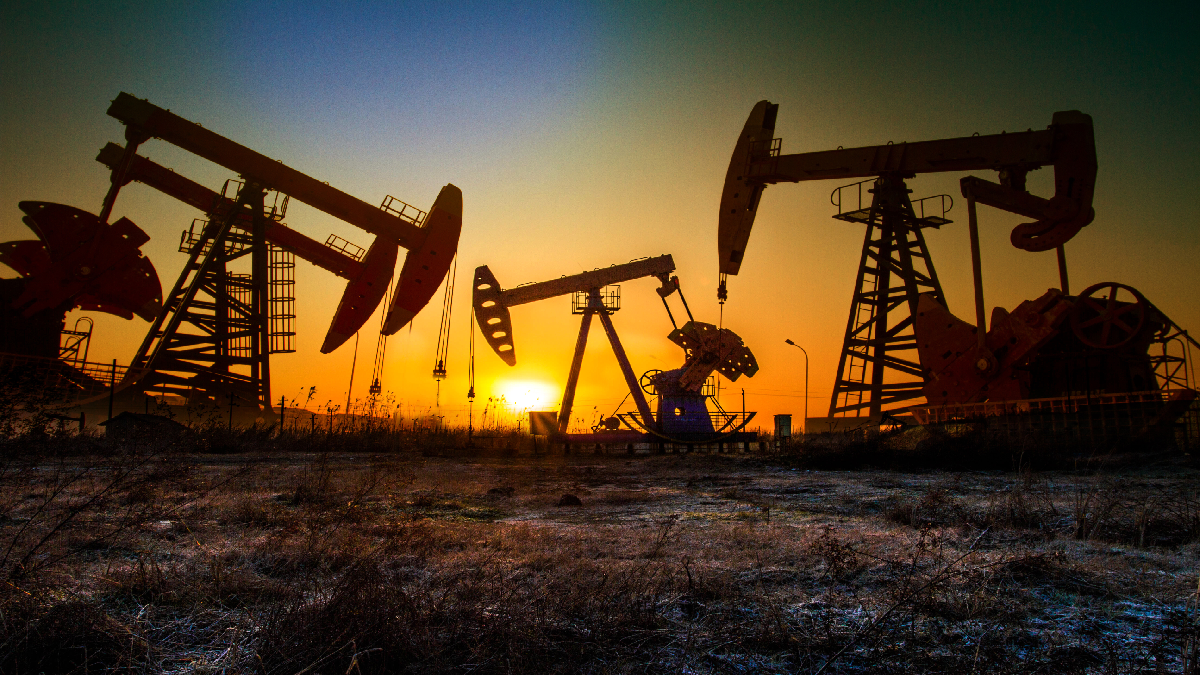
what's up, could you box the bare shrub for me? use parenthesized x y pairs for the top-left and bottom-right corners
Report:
(0, 448), (1189, 672)
(972, 473), (1062, 533)
(1182, 575), (1200, 675)
(807, 527), (863, 582)
(885, 487), (964, 528)
(1071, 478), (1200, 548)
(216, 492), (289, 527)
(288, 452), (334, 505)
(253, 542), (690, 674)
(0, 596), (145, 673)
(1137, 485), (1200, 548)
(0, 453), (179, 581)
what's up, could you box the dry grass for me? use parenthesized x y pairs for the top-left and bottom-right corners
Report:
(0, 433), (1196, 673)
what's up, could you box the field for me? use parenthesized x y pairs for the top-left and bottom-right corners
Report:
(1, 432), (1198, 674)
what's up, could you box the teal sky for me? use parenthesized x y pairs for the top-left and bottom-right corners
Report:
(2, 2), (1197, 423)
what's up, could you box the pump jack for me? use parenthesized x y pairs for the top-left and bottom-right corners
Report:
(718, 101), (1097, 419)
(2, 92), (462, 415)
(473, 255), (759, 443)
(718, 102), (1197, 446)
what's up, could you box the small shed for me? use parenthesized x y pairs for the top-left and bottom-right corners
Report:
(99, 412), (192, 443)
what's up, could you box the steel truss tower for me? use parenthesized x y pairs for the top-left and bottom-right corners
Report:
(829, 174), (950, 419)
(127, 180), (294, 415)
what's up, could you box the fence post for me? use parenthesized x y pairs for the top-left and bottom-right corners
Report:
(108, 359), (116, 422)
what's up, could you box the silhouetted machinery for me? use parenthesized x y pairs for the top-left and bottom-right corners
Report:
(912, 283), (1198, 439)
(718, 101), (1197, 443)
(1, 92), (462, 416)
(473, 255), (759, 444)
(0, 201), (163, 404)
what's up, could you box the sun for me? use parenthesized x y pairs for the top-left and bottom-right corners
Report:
(494, 380), (558, 410)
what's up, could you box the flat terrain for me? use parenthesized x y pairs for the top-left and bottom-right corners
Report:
(1, 447), (1198, 673)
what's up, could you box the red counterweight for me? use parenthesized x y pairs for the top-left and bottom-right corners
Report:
(6, 202), (161, 321)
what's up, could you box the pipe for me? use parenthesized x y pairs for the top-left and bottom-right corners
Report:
(966, 197), (987, 349)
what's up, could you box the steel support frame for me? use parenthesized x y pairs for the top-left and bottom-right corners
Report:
(829, 174), (945, 418)
(555, 290), (655, 434)
(128, 182), (275, 414)
(557, 308), (594, 433)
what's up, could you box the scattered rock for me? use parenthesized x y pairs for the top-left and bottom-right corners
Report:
(486, 487), (515, 498)
(557, 494), (582, 507)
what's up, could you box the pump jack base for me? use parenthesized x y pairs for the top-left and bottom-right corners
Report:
(556, 430), (758, 451)
(554, 411), (758, 447)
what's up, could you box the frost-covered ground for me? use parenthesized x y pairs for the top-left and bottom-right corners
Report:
(1, 450), (1196, 673)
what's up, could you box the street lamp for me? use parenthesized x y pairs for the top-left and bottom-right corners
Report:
(784, 339), (809, 434)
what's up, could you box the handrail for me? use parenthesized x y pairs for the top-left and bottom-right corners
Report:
(830, 180), (953, 222)
(379, 195), (426, 227)
(0, 352), (150, 407)
(912, 389), (1196, 425)
(830, 178), (876, 214)
(912, 194), (953, 220)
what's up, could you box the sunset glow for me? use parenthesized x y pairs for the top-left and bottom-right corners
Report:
(0, 3), (1196, 427)
(2, 6), (1193, 668)
(494, 380), (558, 411)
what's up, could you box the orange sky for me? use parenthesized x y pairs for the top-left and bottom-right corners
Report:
(2, 3), (1197, 432)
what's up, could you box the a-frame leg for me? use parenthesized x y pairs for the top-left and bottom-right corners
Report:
(557, 309), (594, 433)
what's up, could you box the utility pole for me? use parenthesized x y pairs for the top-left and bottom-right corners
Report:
(345, 332), (360, 428)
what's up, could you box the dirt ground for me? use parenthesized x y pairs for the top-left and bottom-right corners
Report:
(1, 448), (1198, 673)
